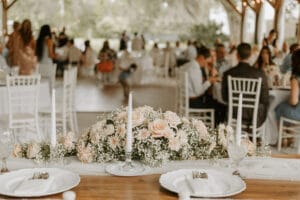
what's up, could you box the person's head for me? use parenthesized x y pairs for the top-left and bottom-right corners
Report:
(13, 21), (20, 31)
(268, 29), (277, 40)
(129, 63), (138, 71)
(102, 40), (110, 50)
(36, 24), (52, 61)
(19, 19), (32, 46)
(236, 43), (251, 61)
(153, 43), (158, 48)
(290, 43), (300, 54)
(255, 46), (274, 69)
(67, 38), (74, 47)
(215, 43), (226, 61)
(196, 46), (211, 67)
(175, 41), (180, 47)
(292, 49), (300, 77)
(134, 32), (138, 36)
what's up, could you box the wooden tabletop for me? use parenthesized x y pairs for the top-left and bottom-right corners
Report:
(2, 155), (300, 199)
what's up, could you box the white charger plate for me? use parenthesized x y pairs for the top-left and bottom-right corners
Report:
(0, 168), (80, 197)
(159, 169), (246, 198)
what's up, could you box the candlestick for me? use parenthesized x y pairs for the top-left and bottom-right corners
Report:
(236, 93), (243, 146)
(126, 92), (133, 153)
(51, 88), (56, 147)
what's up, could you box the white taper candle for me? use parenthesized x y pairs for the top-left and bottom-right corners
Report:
(236, 93), (243, 146)
(51, 89), (57, 147)
(126, 92), (133, 153)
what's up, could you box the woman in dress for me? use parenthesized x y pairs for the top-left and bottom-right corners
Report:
(15, 19), (37, 75)
(36, 24), (56, 64)
(80, 40), (97, 77)
(275, 49), (300, 121)
(254, 46), (281, 87)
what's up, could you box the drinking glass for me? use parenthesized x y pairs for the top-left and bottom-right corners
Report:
(227, 133), (248, 169)
(0, 129), (14, 173)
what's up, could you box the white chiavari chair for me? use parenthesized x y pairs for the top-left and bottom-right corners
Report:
(177, 70), (214, 128)
(38, 63), (57, 90)
(5, 75), (41, 140)
(277, 117), (300, 153)
(228, 76), (265, 146)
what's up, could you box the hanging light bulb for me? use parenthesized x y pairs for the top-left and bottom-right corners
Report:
(162, 1), (168, 9)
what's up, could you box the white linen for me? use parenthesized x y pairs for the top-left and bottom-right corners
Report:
(7, 156), (300, 181)
(13, 177), (54, 195)
(264, 89), (289, 144)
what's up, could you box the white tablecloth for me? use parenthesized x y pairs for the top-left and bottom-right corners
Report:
(7, 157), (300, 181)
(0, 80), (51, 115)
(265, 89), (289, 145)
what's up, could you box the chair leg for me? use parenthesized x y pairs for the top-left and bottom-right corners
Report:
(73, 111), (79, 134)
(277, 118), (284, 152)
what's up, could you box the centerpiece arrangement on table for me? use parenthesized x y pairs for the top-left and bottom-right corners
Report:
(13, 106), (249, 167)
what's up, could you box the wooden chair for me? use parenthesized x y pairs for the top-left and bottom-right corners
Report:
(177, 70), (214, 128)
(227, 76), (265, 146)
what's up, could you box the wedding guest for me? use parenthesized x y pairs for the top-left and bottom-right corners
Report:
(119, 31), (129, 51)
(162, 42), (176, 77)
(6, 21), (20, 67)
(36, 24), (56, 65)
(15, 19), (37, 75)
(150, 43), (161, 67)
(119, 63), (137, 99)
(131, 32), (143, 52)
(67, 39), (81, 66)
(280, 43), (300, 74)
(222, 43), (269, 127)
(276, 49), (300, 121)
(254, 46), (281, 87)
(98, 40), (117, 62)
(185, 40), (197, 61)
(215, 43), (231, 77)
(182, 46), (225, 125)
(55, 36), (69, 75)
(263, 29), (278, 58)
(80, 40), (97, 77)
(97, 51), (114, 84)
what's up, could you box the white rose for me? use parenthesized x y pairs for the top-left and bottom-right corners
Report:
(116, 124), (126, 137)
(192, 119), (209, 141)
(136, 128), (151, 140)
(104, 124), (115, 136)
(13, 144), (23, 158)
(108, 136), (120, 150)
(90, 130), (101, 144)
(27, 142), (40, 159)
(148, 119), (173, 138)
(77, 143), (94, 163)
(132, 110), (145, 128)
(164, 111), (181, 127)
(169, 136), (181, 151)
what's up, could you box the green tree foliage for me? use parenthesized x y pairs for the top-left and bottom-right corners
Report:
(189, 22), (229, 48)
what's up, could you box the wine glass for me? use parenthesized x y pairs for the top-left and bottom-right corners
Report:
(227, 132), (248, 169)
(0, 129), (14, 173)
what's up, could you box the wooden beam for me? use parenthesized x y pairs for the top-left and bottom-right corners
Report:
(245, 0), (256, 12)
(266, 0), (276, 8)
(6, 0), (18, 10)
(223, 0), (242, 15)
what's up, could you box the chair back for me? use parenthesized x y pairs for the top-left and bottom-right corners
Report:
(177, 70), (214, 128)
(62, 67), (78, 134)
(38, 63), (57, 89)
(6, 75), (41, 126)
(228, 76), (262, 143)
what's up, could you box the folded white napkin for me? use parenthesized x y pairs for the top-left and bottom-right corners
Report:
(13, 176), (54, 195)
(185, 174), (229, 196)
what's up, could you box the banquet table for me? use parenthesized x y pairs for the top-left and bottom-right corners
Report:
(1, 155), (300, 199)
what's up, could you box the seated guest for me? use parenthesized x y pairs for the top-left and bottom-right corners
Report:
(182, 46), (225, 125)
(222, 43), (269, 127)
(215, 43), (231, 77)
(98, 40), (117, 62)
(254, 46), (281, 87)
(280, 43), (299, 74)
(97, 52), (114, 84)
(276, 49), (300, 121)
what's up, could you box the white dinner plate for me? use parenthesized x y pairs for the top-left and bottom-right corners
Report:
(0, 168), (80, 197)
(159, 169), (246, 198)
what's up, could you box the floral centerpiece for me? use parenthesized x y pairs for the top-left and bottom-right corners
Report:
(76, 106), (232, 167)
(13, 106), (243, 167)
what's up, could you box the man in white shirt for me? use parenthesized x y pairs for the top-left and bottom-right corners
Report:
(67, 39), (81, 66)
(185, 40), (197, 61)
(215, 43), (231, 77)
(182, 46), (226, 125)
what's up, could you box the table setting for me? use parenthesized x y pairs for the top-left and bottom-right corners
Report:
(1, 92), (300, 199)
